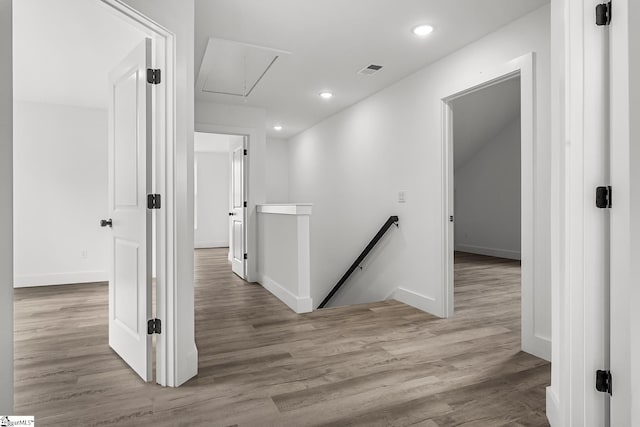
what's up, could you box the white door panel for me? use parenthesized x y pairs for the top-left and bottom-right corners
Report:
(107, 38), (153, 382)
(230, 139), (246, 279)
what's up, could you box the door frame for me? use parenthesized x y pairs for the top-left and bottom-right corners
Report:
(195, 123), (256, 282)
(609, 0), (638, 423)
(441, 53), (548, 359)
(99, 0), (175, 387)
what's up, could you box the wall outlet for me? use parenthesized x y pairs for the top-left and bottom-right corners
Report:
(81, 250), (88, 259)
(398, 191), (407, 203)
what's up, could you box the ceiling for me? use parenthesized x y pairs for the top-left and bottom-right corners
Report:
(195, 0), (548, 138)
(451, 76), (521, 170)
(13, 0), (146, 109)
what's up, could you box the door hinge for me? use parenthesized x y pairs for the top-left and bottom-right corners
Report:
(596, 370), (612, 394)
(147, 318), (161, 335)
(244, 253), (248, 260)
(596, 186), (612, 208)
(147, 194), (161, 209)
(147, 68), (162, 85)
(244, 149), (248, 156)
(596, 2), (611, 26)
(244, 201), (247, 208)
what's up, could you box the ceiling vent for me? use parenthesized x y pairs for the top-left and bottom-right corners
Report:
(358, 64), (383, 76)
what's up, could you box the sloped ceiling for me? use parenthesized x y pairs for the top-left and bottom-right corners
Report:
(451, 76), (521, 170)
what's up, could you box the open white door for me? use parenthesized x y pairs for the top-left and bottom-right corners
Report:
(229, 137), (246, 279)
(105, 39), (153, 382)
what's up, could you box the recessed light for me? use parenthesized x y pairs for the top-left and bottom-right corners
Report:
(412, 24), (434, 37)
(273, 125), (283, 131)
(319, 91), (334, 100)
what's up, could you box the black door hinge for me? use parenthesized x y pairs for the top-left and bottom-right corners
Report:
(596, 2), (611, 26)
(596, 186), (612, 208)
(244, 149), (248, 156)
(244, 201), (248, 208)
(147, 318), (161, 335)
(147, 194), (161, 209)
(244, 253), (248, 260)
(596, 370), (612, 394)
(147, 68), (162, 84)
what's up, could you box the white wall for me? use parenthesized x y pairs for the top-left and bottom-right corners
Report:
(257, 206), (312, 313)
(194, 151), (229, 248)
(454, 118), (521, 259)
(195, 102), (267, 283)
(122, 0), (197, 387)
(288, 3), (551, 354)
(0, 0), (12, 413)
(266, 137), (289, 203)
(13, 101), (109, 286)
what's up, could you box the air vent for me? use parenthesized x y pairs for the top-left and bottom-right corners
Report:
(358, 64), (383, 76)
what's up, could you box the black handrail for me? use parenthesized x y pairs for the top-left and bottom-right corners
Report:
(318, 216), (399, 309)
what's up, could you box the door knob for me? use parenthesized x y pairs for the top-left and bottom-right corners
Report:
(229, 212), (236, 216)
(100, 219), (113, 228)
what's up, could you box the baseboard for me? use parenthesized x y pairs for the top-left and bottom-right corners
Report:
(455, 244), (521, 260)
(194, 241), (229, 249)
(260, 275), (313, 314)
(14, 271), (108, 288)
(546, 387), (560, 426)
(389, 287), (441, 317)
(524, 333), (552, 362)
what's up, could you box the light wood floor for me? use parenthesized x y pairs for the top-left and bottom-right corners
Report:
(14, 250), (549, 426)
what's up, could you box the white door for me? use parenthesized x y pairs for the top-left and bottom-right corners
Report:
(105, 39), (153, 382)
(578, 2), (611, 424)
(229, 137), (246, 279)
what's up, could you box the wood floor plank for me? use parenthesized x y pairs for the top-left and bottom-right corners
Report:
(14, 250), (550, 426)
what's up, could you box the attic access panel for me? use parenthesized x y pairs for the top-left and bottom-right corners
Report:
(197, 38), (290, 98)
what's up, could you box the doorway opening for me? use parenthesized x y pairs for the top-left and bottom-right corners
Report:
(442, 53), (548, 360)
(449, 74), (523, 343)
(194, 131), (248, 280)
(11, 0), (175, 402)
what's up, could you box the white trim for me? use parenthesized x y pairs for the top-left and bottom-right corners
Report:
(389, 287), (439, 314)
(257, 204), (312, 215)
(13, 272), (108, 288)
(546, 386), (560, 427)
(609, 0), (636, 425)
(99, 0), (178, 387)
(441, 53), (550, 361)
(194, 241), (229, 249)
(260, 275), (313, 314)
(550, 0), (613, 422)
(454, 244), (521, 260)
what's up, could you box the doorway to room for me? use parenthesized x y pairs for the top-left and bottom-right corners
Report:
(194, 132), (248, 280)
(12, 0), (175, 398)
(441, 56), (549, 359)
(449, 74), (523, 346)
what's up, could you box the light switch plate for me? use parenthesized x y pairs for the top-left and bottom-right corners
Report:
(398, 191), (407, 203)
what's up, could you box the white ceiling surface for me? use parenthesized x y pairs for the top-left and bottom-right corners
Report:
(195, 0), (548, 138)
(13, 0), (146, 109)
(194, 132), (243, 153)
(451, 76), (521, 170)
